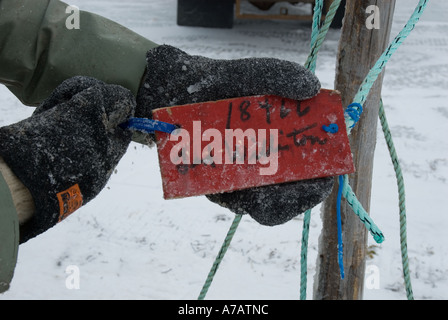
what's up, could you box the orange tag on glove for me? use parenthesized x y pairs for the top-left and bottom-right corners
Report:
(57, 184), (83, 221)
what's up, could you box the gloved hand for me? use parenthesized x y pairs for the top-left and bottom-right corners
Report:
(136, 45), (334, 226)
(0, 76), (136, 242)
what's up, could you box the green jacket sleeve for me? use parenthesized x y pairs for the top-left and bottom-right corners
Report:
(0, 171), (19, 294)
(0, 0), (158, 106)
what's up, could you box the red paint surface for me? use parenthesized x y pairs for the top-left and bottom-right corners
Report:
(153, 89), (354, 199)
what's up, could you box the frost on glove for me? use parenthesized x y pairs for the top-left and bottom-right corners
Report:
(136, 45), (334, 226)
(0, 76), (135, 242)
(136, 45), (321, 118)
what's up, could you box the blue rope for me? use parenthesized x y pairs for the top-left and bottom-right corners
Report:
(121, 117), (177, 134)
(300, 0), (342, 300)
(344, 103), (363, 129)
(337, 175), (345, 279)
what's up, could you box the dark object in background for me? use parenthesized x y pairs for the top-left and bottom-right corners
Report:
(177, 0), (235, 28)
(176, 0), (346, 29)
(329, 0), (346, 28)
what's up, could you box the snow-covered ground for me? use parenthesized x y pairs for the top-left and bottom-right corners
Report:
(1, 0), (447, 300)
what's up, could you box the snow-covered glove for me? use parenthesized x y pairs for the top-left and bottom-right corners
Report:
(136, 45), (334, 226)
(0, 76), (136, 242)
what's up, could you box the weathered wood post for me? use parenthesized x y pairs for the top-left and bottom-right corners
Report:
(313, 0), (396, 300)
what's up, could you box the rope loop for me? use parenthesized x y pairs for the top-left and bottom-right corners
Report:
(344, 102), (363, 129)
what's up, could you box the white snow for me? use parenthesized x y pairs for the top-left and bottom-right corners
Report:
(0, 0), (447, 300)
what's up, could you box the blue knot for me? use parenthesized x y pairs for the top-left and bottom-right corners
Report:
(121, 117), (177, 134)
(345, 102), (363, 128)
(322, 123), (339, 134)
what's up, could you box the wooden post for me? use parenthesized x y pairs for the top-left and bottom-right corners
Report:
(313, 0), (396, 300)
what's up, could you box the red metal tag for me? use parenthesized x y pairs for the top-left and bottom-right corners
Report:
(153, 89), (354, 199)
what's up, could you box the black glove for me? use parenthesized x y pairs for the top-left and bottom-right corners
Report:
(136, 45), (334, 226)
(0, 76), (135, 242)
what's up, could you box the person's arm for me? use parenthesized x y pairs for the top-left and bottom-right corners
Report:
(0, 166), (20, 294)
(0, 0), (158, 106)
(0, 76), (136, 243)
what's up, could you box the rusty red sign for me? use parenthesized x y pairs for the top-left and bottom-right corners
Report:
(152, 89), (354, 199)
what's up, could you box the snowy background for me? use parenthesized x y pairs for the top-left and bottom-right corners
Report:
(0, 0), (447, 300)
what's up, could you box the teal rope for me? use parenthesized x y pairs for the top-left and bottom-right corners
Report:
(340, 175), (385, 244)
(198, 0), (427, 301)
(300, 0), (333, 300)
(341, 0), (429, 296)
(299, 209), (312, 300)
(198, 214), (243, 300)
(310, 0), (323, 49)
(305, 0), (342, 71)
(308, 0), (324, 72)
(379, 100), (414, 300)
(346, 0), (430, 132)
(301, 0), (427, 300)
